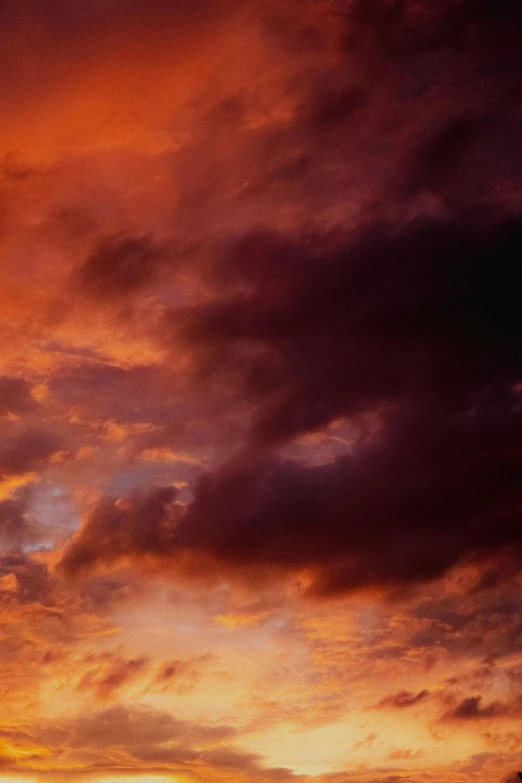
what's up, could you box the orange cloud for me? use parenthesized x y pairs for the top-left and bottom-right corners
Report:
(0, 2), (521, 783)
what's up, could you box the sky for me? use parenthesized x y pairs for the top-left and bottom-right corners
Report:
(0, 1), (521, 782)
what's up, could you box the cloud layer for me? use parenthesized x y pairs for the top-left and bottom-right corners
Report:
(0, 1), (520, 782)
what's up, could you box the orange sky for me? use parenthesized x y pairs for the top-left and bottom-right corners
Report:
(0, 2), (521, 782)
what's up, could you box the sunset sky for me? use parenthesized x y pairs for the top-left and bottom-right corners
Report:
(0, 1), (522, 782)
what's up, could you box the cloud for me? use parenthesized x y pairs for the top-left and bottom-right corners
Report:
(0, 4), (521, 780)
(170, 216), (522, 443)
(343, 0), (522, 55)
(378, 690), (430, 709)
(407, 585), (522, 660)
(443, 695), (522, 721)
(0, 376), (35, 416)
(37, 9), (521, 608)
(77, 654), (150, 700)
(1, 703), (295, 780)
(58, 486), (181, 576)
(0, 429), (62, 478)
(0, 498), (38, 547)
(57, 704), (237, 750)
(73, 234), (170, 300)
(0, 553), (52, 605)
(153, 655), (211, 688)
(52, 0), (522, 602)
(57, 375), (522, 593)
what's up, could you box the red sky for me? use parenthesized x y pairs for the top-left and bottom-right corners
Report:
(0, 1), (522, 782)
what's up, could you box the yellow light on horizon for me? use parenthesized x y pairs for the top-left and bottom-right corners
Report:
(0, 778), (37, 783)
(94, 777), (180, 783)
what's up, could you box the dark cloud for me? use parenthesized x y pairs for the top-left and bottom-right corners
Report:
(408, 586), (522, 660)
(448, 696), (504, 720)
(0, 376), (35, 416)
(201, 747), (264, 770)
(58, 215), (522, 593)
(49, 362), (242, 456)
(157, 661), (186, 682)
(57, 385), (522, 592)
(261, 0), (522, 231)
(0, 553), (52, 604)
(74, 234), (169, 299)
(170, 216), (522, 444)
(152, 215), (522, 593)
(406, 113), (486, 193)
(50, 363), (161, 422)
(74, 573), (136, 609)
(77, 654), (149, 700)
(378, 690), (430, 709)
(343, 0), (522, 58)
(50, 0), (522, 598)
(59, 486), (181, 576)
(0, 428), (62, 478)
(1, 2), (522, 776)
(443, 694), (522, 720)
(0, 499), (37, 547)
(11, 702), (294, 781)
(131, 744), (264, 771)
(502, 773), (522, 783)
(155, 658), (205, 683)
(40, 703), (237, 752)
